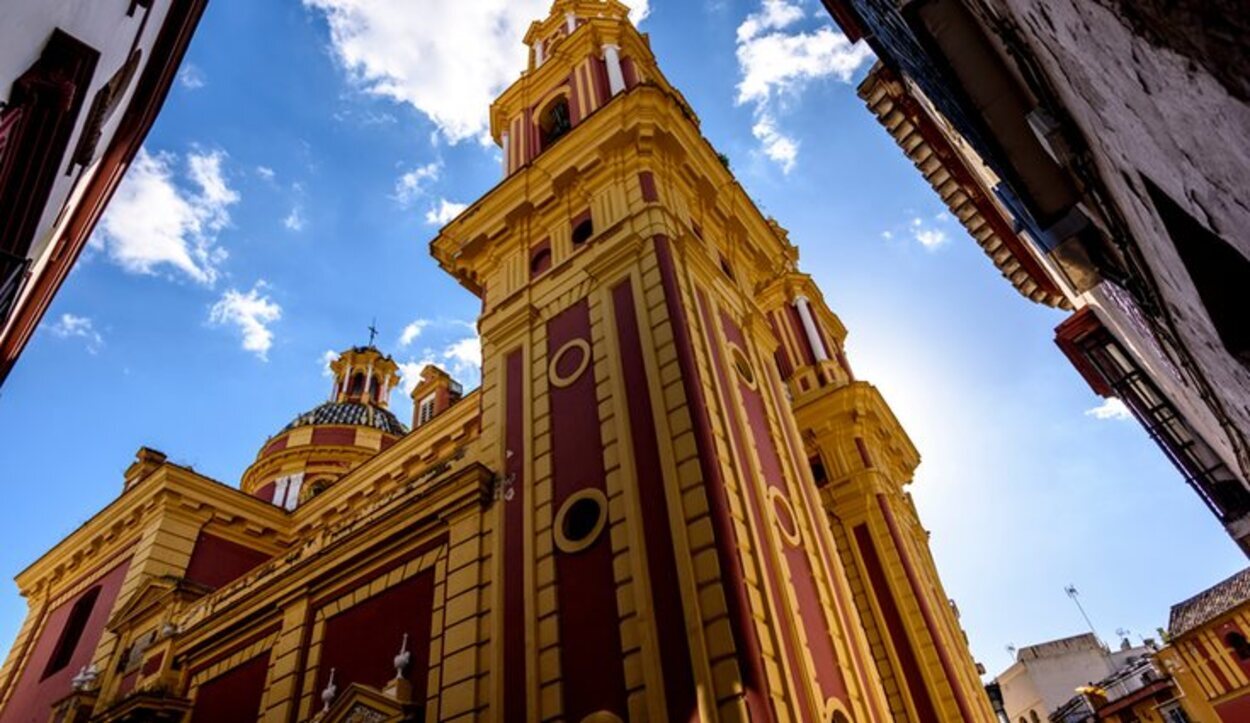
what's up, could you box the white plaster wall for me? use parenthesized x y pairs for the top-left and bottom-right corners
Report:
(0, 0), (174, 336)
(998, 646), (1114, 721)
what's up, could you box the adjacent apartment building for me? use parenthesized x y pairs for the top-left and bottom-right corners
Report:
(819, 0), (1250, 553)
(994, 633), (1157, 723)
(1157, 567), (1250, 722)
(0, 0), (208, 386)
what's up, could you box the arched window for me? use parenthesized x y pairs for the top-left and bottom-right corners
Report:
(42, 586), (102, 679)
(1226, 631), (1250, 660)
(348, 373), (366, 397)
(571, 215), (593, 246)
(530, 246), (552, 277)
(1029, 711), (1041, 723)
(538, 97), (572, 150)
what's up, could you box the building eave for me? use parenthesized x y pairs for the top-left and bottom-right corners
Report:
(0, 0), (210, 386)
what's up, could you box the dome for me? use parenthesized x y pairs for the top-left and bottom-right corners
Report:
(284, 401), (407, 436)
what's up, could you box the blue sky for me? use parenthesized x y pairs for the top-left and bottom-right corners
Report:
(0, 0), (1242, 680)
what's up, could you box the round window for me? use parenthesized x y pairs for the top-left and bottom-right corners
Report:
(730, 345), (756, 387)
(554, 489), (607, 553)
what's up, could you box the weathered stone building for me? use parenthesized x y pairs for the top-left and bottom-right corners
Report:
(820, 0), (1250, 552)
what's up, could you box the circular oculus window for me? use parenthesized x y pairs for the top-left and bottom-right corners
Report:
(553, 488), (608, 554)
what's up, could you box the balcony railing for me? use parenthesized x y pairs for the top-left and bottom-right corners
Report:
(0, 248), (30, 327)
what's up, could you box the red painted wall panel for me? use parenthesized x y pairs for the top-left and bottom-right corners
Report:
(310, 427), (356, 447)
(853, 523), (938, 723)
(317, 570), (434, 702)
(653, 236), (773, 722)
(877, 495), (977, 722)
(638, 171), (658, 203)
(189, 654), (269, 723)
(612, 281), (697, 721)
(503, 349), (527, 720)
(546, 300), (628, 721)
(720, 300), (835, 715)
(253, 481), (276, 503)
(0, 558), (130, 723)
(1216, 693), (1250, 722)
(785, 304), (817, 367)
(184, 532), (270, 591)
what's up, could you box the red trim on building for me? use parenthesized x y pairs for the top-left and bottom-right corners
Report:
(183, 532), (270, 591)
(139, 650), (165, 678)
(653, 236), (774, 722)
(612, 280), (697, 721)
(567, 73), (582, 125)
(0, 558), (131, 723)
(253, 481), (276, 504)
(1198, 635), (1234, 692)
(502, 349), (527, 721)
(260, 436), (288, 459)
(852, 523), (938, 722)
(768, 313), (794, 380)
(1215, 693), (1250, 722)
(877, 494), (977, 722)
(621, 57), (638, 89)
(316, 571), (435, 703)
(530, 239), (552, 278)
(763, 361), (887, 722)
(638, 171), (658, 203)
(310, 427), (356, 447)
(189, 653), (270, 723)
(546, 300), (627, 721)
(1054, 308), (1116, 397)
(818, 0), (866, 42)
(0, 0), (210, 385)
(785, 304), (817, 367)
(717, 305), (846, 714)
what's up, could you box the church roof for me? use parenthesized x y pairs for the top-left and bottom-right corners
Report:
(283, 401), (408, 436)
(1169, 566), (1250, 637)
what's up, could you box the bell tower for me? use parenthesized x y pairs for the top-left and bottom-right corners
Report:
(432, 2), (992, 721)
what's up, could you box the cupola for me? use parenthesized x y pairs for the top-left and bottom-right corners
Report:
(240, 346), (409, 510)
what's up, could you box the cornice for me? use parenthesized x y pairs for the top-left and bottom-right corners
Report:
(14, 463), (290, 599)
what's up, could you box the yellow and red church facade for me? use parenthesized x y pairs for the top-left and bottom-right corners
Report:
(0, 2), (993, 721)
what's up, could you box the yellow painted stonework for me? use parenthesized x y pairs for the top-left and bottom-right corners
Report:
(0, 3), (992, 721)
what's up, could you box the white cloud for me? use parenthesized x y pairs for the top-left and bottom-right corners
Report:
(910, 216), (949, 250)
(751, 113), (799, 173)
(734, 0), (873, 171)
(425, 198), (468, 226)
(1086, 398), (1133, 421)
(321, 349), (339, 376)
(302, 0), (649, 143)
(444, 336), (480, 367)
(283, 206), (306, 231)
(257, 166), (276, 181)
(209, 282), (283, 360)
(398, 358), (437, 396)
(915, 228), (948, 249)
(881, 230), (894, 240)
(94, 148), (238, 285)
(393, 162), (441, 207)
(50, 313), (104, 354)
(399, 319), (430, 347)
(177, 63), (206, 90)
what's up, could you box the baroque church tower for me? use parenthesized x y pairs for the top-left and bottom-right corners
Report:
(0, 2), (992, 722)
(433, 1), (994, 721)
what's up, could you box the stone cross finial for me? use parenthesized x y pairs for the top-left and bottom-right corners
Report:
(321, 668), (338, 712)
(70, 665), (98, 691)
(393, 633), (411, 679)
